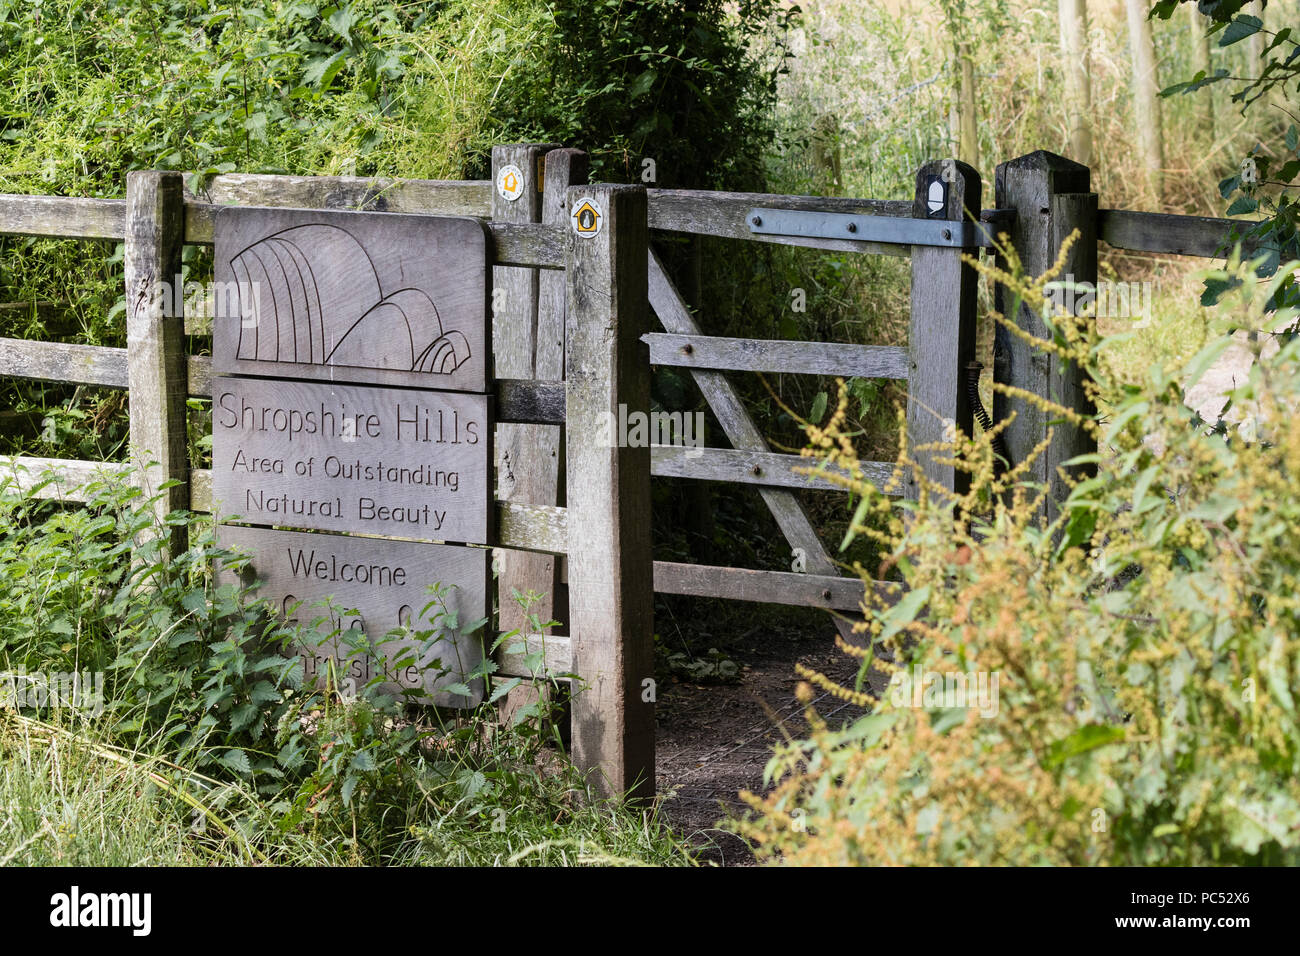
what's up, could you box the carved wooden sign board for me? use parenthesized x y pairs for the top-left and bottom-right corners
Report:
(211, 206), (492, 706)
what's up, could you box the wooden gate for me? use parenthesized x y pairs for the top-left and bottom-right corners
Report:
(642, 160), (987, 638)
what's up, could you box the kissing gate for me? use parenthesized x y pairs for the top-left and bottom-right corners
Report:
(0, 146), (1245, 798)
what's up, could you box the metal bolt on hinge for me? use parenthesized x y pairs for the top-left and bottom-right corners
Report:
(750, 215), (762, 227)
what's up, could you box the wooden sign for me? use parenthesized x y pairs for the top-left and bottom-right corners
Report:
(213, 206), (490, 393)
(211, 377), (491, 544)
(218, 526), (489, 706)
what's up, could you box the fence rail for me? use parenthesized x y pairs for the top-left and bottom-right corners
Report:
(643, 333), (910, 379)
(1098, 208), (1258, 257)
(3, 189), (1256, 262)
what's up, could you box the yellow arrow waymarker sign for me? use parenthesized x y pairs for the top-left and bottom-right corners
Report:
(496, 163), (524, 202)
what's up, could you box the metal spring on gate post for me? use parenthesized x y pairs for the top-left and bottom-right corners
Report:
(966, 360), (1010, 477)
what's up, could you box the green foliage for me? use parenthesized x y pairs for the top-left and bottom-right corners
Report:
(1157, 0), (1300, 312)
(492, 0), (793, 188)
(0, 469), (691, 865)
(660, 643), (741, 685)
(0, 0), (790, 473)
(0, 472), (304, 783)
(738, 250), (1300, 867)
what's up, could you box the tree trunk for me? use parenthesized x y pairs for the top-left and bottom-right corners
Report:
(940, 2), (978, 170)
(1187, 2), (1214, 141)
(1058, 0), (1093, 165)
(1125, 0), (1164, 204)
(957, 42), (979, 169)
(1246, 1), (1265, 79)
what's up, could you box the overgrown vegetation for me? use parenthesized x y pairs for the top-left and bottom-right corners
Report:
(738, 242), (1300, 866)
(0, 471), (691, 866)
(1158, 0), (1300, 311)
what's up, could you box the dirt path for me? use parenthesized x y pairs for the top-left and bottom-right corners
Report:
(654, 617), (869, 866)
(1183, 330), (1280, 431)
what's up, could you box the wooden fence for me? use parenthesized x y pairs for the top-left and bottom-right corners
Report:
(0, 147), (1259, 797)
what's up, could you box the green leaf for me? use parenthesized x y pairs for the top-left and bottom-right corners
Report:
(1187, 495), (1241, 522)
(220, 748), (252, 775)
(249, 680), (282, 705)
(840, 494), (871, 551)
(1220, 14), (1263, 47)
(809, 390), (828, 423)
(250, 654), (289, 673)
(488, 677), (523, 704)
(350, 750), (376, 773)
(1200, 275), (1241, 306)
(1044, 724), (1125, 769)
(327, 8), (356, 44)
(629, 68), (657, 99)
(1181, 335), (1235, 388)
(1132, 465), (1161, 513)
(229, 702), (257, 732)
(930, 707), (966, 734)
(457, 769), (488, 798)
(880, 586), (929, 642)
(1058, 507), (1097, 555)
(168, 628), (200, 649)
(302, 52), (346, 89)
(839, 712), (896, 747)
(1226, 195), (1259, 216)
(1161, 68), (1229, 96)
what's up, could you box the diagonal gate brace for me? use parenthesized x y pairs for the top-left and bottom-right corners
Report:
(647, 248), (860, 645)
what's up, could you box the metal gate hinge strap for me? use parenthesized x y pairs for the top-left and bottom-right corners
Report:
(746, 208), (996, 248)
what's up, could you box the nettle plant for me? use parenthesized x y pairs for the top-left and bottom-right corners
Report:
(738, 241), (1300, 866)
(0, 472), (580, 855)
(0, 472), (307, 779)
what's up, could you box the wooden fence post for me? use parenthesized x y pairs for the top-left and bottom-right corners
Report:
(907, 159), (981, 500)
(125, 170), (189, 555)
(492, 143), (561, 631)
(537, 148), (589, 633)
(565, 183), (654, 800)
(993, 151), (1097, 522)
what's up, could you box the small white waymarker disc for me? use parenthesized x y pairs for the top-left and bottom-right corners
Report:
(570, 196), (603, 238)
(926, 179), (946, 216)
(496, 163), (524, 202)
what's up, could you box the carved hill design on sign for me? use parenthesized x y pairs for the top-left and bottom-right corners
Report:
(230, 224), (471, 375)
(213, 206), (490, 392)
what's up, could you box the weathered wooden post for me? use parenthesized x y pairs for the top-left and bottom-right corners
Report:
(993, 151), (1097, 521)
(125, 170), (189, 555)
(492, 143), (561, 635)
(536, 147), (588, 630)
(491, 144), (587, 728)
(564, 183), (654, 800)
(907, 159), (981, 500)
